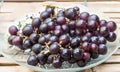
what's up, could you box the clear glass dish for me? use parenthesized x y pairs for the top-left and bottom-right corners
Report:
(1, 2), (120, 72)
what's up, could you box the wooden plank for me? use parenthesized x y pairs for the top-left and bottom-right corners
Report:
(105, 55), (120, 63)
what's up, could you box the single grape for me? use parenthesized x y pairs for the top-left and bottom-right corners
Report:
(98, 36), (107, 44)
(8, 35), (16, 45)
(47, 21), (55, 31)
(87, 20), (98, 31)
(40, 11), (50, 20)
(90, 36), (99, 44)
(27, 55), (38, 66)
(61, 48), (71, 60)
(32, 18), (41, 28)
(99, 20), (107, 27)
(106, 32), (116, 42)
(85, 32), (92, 38)
(12, 36), (23, 47)
(99, 26), (109, 37)
(39, 24), (48, 33)
(82, 35), (90, 42)
(22, 25), (33, 36)
(70, 38), (80, 48)
(76, 19), (87, 29)
(47, 55), (54, 64)
(73, 48), (84, 60)
(82, 42), (90, 52)
(23, 38), (33, 49)
(44, 18), (54, 24)
(69, 30), (76, 37)
(77, 60), (86, 67)
(59, 35), (70, 46)
(68, 57), (76, 64)
(44, 34), (52, 42)
(56, 16), (66, 25)
(74, 6), (79, 11)
(38, 53), (47, 65)
(9, 25), (18, 35)
(53, 55), (62, 68)
(29, 33), (39, 44)
(32, 43), (42, 54)
(53, 29), (63, 37)
(79, 12), (89, 21)
(50, 43), (60, 54)
(83, 52), (90, 62)
(98, 44), (107, 55)
(88, 14), (99, 22)
(49, 36), (59, 43)
(62, 24), (69, 33)
(68, 20), (76, 29)
(57, 10), (65, 17)
(38, 36), (47, 45)
(76, 29), (85, 36)
(46, 7), (54, 15)
(89, 43), (98, 53)
(55, 25), (63, 30)
(107, 21), (117, 32)
(91, 52), (99, 59)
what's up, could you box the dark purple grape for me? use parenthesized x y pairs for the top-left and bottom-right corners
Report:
(44, 34), (52, 42)
(82, 42), (90, 52)
(61, 48), (71, 60)
(69, 30), (76, 37)
(9, 25), (18, 35)
(74, 6), (79, 11)
(12, 36), (23, 46)
(62, 24), (69, 33)
(35, 28), (40, 34)
(68, 20), (76, 29)
(99, 26), (109, 37)
(8, 35), (16, 45)
(85, 32), (92, 38)
(65, 8), (77, 20)
(55, 25), (63, 30)
(68, 57), (76, 64)
(44, 18), (54, 24)
(83, 52), (90, 62)
(77, 60), (86, 67)
(76, 29), (85, 36)
(57, 10), (65, 17)
(32, 18), (41, 28)
(79, 12), (89, 21)
(76, 19), (87, 29)
(29, 33), (39, 44)
(73, 48), (84, 60)
(98, 44), (107, 55)
(106, 32), (116, 42)
(50, 43), (60, 54)
(90, 36), (99, 44)
(47, 55), (54, 64)
(82, 35), (90, 42)
(22, 25), (33, 36)
(53, 55), (62, 68)
(88, 14), (99, 22)
(89, 43), (98, 53)
(91, 52), (99, 59)
(49, 36), (59, 43)
(70, 38), (80, 48)
(87, 20), (98, 31)
(46, 7), (54, 15)
(39, 24), (48, 33)
(99, 20), (107, 27)
(23, 38), (33, 49)
(48, 21), (55, 31)
(38, 53), (47, 65)
(107, 21), (117, 32)
(40, 11), (50, 20)
(32, 43), (42, 54)
(53, 29), (63, 37)
(38, 36), (46, 45)
(56, 16), (66, 25)
(27, 55), (38, 66)
(98, 36), (107, 44)
(59, 35), (70, 46)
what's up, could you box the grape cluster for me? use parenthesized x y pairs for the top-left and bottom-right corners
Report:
(8, 6), (117, 68)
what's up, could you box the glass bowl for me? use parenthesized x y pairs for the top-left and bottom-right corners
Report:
(1, 2), (120, 72)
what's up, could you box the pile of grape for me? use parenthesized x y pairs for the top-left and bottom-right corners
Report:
(8, 6), (117, 68)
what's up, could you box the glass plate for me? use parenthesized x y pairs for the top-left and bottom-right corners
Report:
(1, 2), (120, 72)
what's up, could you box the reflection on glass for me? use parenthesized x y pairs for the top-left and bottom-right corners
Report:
(0, 0), (4, 12)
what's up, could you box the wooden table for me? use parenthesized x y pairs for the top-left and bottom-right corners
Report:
(0, 1), (120, 72)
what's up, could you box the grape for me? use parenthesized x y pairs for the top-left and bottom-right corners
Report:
(40, 11), (50, 20)
(98, 36), (107, 44)
(90, 36), (99, 44)
(70, 38), (80, 48)
(83, 52), (90, 62)
(68, 20), (76, 29)
(48, 21), (55, 31)
(23, 38), (33, 49)
(50, 43), (60, 54)
(27, 55), (38, 66)
(107, 21), (117, 32)
(106, 32), (116, 42)
(55, 25), (63, 30)
(68, 57), (76, 64)
(8, 35), (16, 45)
(69, 30), (76, 37)
(62, 24), (69, 33)
(53, 29), (63, 37)
(61, 48), (71, 60)
(82, 35), (90, 42)
(53, 55), (62, 68)
(79, 12), (89, 21)
(44, 18), (54, 24)
(49, 36), (59, 43)
(87, 20), (98, 31)
(74, 7), (79, 11)
(44, 34), (52, 42)
(57, 10), (65, 17)
(65, 8), (77, 20)
(38, 53), (47, 65)
(73, 48), (84, 60)
(32, 43), (42, 54)
(82, 42), (90, 52)
(76, 29), (85, 36)
(91, 52), (99, 59)
(46, 7), (54, 15)
(76, 19), (87, 29)
(39, 24), (48, 33)
(29, 33), (39, 44)
(12, 36), (23, 47)
(9, 25), (18, 35)
(98, 44), (107, 55)
(47, 55), (54, 64)
(77, 60), (86, 67)
(99, 26), (109, 37)
(88, 14), (99, 22)
(85, 32), (92, 38)
(99, 20), (107, 27)
(59, 35), (70, 46)
(22, 25), (33, 36)
(89, 43), (98, 53)
(56, 16), (66, 25)
(32, 18), (41, 28)
(38, 36), (46, 45)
